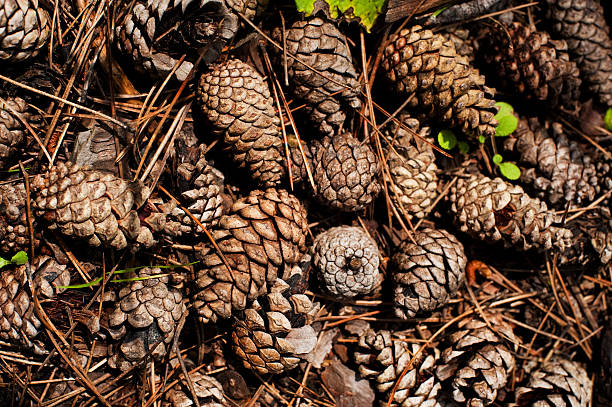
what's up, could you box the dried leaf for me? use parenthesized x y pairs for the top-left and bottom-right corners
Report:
(285, 325), (318, 355)
(321, 358), (375, 407)
(304, 327), (339, 368)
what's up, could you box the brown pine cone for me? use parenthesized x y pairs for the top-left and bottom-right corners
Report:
(435, 313), (517, 406)
(354, 325), (442, 406)
(545, 0), (612, 105)
(0, 0), (50, 63)
(272, 17), (361, 136)
(116, 0), (239, 80)
(225, 0), (268, 21)
(516, 358), (591, 407)
(31, 162), (154, 250)
(193, 188), (308, 323)
(391, 228), (466, 319)
(232, 278), (318, 374)
(0, 97), (31, 170)
(311, 134), (381, 212)
(481, 22), (581, 108)
(0, 256), (70, 354)
(442, 27), (475, 62)
(197, 59), (285, 186)
(0, 182), (29, 254)
(286, 133), (312, 186)
(108, 268), (185, 371)
(449, 172), (573, 252)
(165, 368), (227, 407)
(503, 117), (609, 207)
(381, 25), (498, 137)
(313, 226), (380, 298)
(386, 115), (438, 219)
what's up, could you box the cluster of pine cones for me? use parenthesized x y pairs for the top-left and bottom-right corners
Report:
(0, 0), (610, 406)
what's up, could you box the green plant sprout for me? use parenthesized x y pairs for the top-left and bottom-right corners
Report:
(605, 108), (612, 131)
(294, 0), (386, 31)
(58, 261), (199, 289)
(492, 154), (521, 180)
(0, 251), (29, 269)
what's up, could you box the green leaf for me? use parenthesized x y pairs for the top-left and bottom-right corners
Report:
(10, 251), (28, 266)
(432, 5), (450, 17)
(499, 162), (521, 180)
(494, 102), (514, 121)
(605, 108), (612, 131)
(495, 115), (518, 137)
(458, 141), (469, 154)
(0, 257), (10, 269)
(295, 0), (386, 31)
(437, 129), (457, 150)
(478, 135), (486, 144)
(492, 154), (503, 165)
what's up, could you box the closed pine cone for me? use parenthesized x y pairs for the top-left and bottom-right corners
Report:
(0, 97), (31, 170)
(382, 25), (498, 137)
(311, 134), (381, 212)
(354, 325), (442, 406)
(545, 0), (612, 105)
(193, 188), (308, 323)
(503, 117), (609, 207)
(481, 22), (581, 108)
(116, 0), (239, 80)
(0, 182), (29, 254)
(108, 268), (185, 371)
(449, 172), (573, 252)
(0, 256), (70, 354)
(197, 59), (285, 186)
(31, 162), (154, 250)
(392, 228), (466, 319)
(516, 357), (592, 407)
(386, 114), (437, 219)
(0, 0), (50, 62)
(232, 278), (318, 374)
(272, 17), (361, 136)
(313, 226), (380, 298)
(435, 313), (517, 406)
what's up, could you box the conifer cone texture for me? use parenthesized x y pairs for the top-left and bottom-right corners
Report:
(0, 97), (30, 171)
(449, 173), (573, 252)
(482, 22), (581, 108)
(273, 17), (362, 136)
(0, 0), (51, 62)
(198, 59), (285, 186)
(516, 358), (592, 407)
(0, 182), (29, 254)
(545, 0), (612, 105)
(194, 188), (308, 324)
(382, 25), (498, 137)
(31, 162), (153, 250)
(435, 314), (516, 406)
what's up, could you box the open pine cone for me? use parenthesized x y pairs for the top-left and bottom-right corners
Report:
(0, 182), (30, 255)
(0, 0), (50, 63)
(0, 97), (31, 171)
(193, 188), (308, 323)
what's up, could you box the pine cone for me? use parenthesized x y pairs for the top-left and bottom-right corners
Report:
(272, 17), (361, 136)
(545, 0), (612, 105)
(391, 228), (466, 319)
(442, 27), (475, 62)
(503, 117), (609, 207)
(165, 369), (227, 407)
(232, 278), (318, 374)
(197, 59), (285, 186)
(0, 182), (29, 254)
(311, 134), (381, 212)
(481, 22), (581, 108)
(286, 133), (312, 186)
(108, 268), (185, 371)
(313, 226), (380, 298)
(435, 313), (517, 406)
(354, 326), (442, 406)
(0, 0), (50, 63)
(516, 358), (592, 407)
(386, 115), (437, 219)
(116, 0), (239, 80)
(31, 162), (155, 250)
(0, 97), (30, 170)
(225, 0), (267, 21)
(0, 256), (70, 354)
(193, 188), (308, 323)
(449, 172), (573, 252)
(382, 25), (498, 137)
